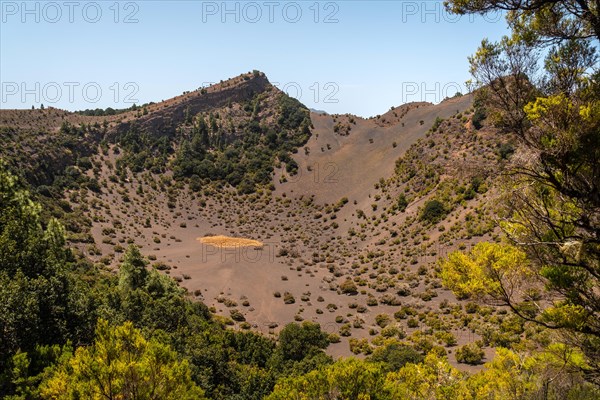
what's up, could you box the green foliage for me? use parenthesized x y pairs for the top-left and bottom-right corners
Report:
(440, 242), (531, 301)
(446, 0), (600, 382)
(118, 245), (149, 291)
(109, 247), (210, 334)
(467, 347), (600, 400)
(431, 116), (444, 131)
(1, 344), (71, 400)
(446, 1), (600, 44)
(171, 92), (311, 192)
(115, 123), (173, 174)
(340, 278), (358, 295)
(497, 142), (514, 159)
(420, 199), (446, 223)
(386, 353), (470, 399)
(277, 95), (312, 134)
(0, 123), (101, 200)
(275, 321), (330, 362)
(267, 358), (389, 400)
(41, 320), (206, 399)
(375, 314), (391, 328)
(75, 103), (142, 116)
(178, 325), (277, 399)
(472, 107), (486, 129)
(472, 96), (486, 129)
(455, 342), (485, 365)
(369, 341), (424, 372)
(397, 193), (408, 212)
(0, 162), (96, 388)
(268, 348), (600, 400)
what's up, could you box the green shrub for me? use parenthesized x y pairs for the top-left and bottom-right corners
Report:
(339, 324), (352, 337)
(498, 142), (515, 159)
(375, 314), (391, 328)
(397, 193), (408, 212)
(420, 199), (446, 223)
(369, 343), (423, 371)
(472, 107), (486, 129)
(455, 342), (485, 365)
(230, 309), (246, 322)
(340, 278), (358, 295)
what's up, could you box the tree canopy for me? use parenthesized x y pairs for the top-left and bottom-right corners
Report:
(41, 319), (206, 399)
(444, 0), (600, 385)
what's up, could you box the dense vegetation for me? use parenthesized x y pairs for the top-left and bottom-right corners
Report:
(115, 93), (312, 194)
(0, 122), (102, 191)
(173, 94), (311, 193)
(442, 0), (600, 388)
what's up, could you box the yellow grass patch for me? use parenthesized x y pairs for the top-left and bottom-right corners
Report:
(197, 235), (263, 248)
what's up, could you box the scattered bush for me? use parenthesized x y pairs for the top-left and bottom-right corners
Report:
(340, 278), (358, 295)
(455, 342), (485, 365)
(283, 292), (295, 304)
(420, 199), (446, 223)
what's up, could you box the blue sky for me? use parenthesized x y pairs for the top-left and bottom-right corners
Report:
(1, 1), (509, 117)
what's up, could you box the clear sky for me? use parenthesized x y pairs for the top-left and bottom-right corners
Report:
(0, 1), (509, 117)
